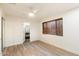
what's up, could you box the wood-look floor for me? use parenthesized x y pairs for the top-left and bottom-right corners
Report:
(3, 40), (78, 56)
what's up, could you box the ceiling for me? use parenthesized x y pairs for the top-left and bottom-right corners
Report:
(1, 3), (79, 19)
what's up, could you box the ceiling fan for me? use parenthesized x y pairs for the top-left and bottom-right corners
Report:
(28, 6), (39, 17)
(8, 3), (39, 17)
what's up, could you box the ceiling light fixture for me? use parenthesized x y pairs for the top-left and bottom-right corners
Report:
(28, 12), (35, 17)
(28, 7), (39, 17)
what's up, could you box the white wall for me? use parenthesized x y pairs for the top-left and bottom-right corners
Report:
(4, 16), (40, 47)
(40, 8), (79, 55)
(30, 20), (40, 42)
(4, 17), (24, 47)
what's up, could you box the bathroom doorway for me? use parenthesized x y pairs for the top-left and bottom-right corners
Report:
(23, 22), (30, 43)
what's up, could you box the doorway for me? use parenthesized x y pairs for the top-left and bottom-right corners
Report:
(23, 22), (30, 43)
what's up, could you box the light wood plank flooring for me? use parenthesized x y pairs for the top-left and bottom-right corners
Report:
(3, 40), (78, 56)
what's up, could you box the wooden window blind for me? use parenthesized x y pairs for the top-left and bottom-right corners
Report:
(42, 18), (63, 36)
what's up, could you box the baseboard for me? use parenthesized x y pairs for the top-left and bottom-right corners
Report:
(40, 40), (79, 56)
(4, 41), (24, 48)
(30, 39), (40, 42)
(4, 39), (39, 48)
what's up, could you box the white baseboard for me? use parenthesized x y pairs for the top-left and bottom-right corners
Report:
(40, 39), (79, 55)
(4, 41), (24, 48)
(30, 39), (40, 42)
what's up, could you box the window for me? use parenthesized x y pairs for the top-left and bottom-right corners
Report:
(42, 18), (63, 36)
